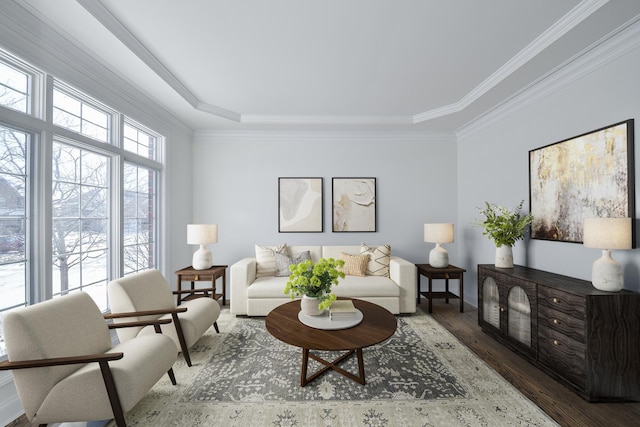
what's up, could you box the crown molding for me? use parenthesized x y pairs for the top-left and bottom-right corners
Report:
(1, 0), (192, 137)
(456, 14), (640, 140)
(193, 129), (455, 144)
(240, 114), (412, 125)
(413, 0), (608, 124)
(80, 0), (607, 128)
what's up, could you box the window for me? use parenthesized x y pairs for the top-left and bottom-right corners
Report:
(0, 125), (28, 355)
(0, 48), (165, 358)
(53, 85), (110, 143)
(0, 61), (29, 114)
(124, 121), (157, 160)
(123, 163), (157, 274)
(52, 141), (110, 310)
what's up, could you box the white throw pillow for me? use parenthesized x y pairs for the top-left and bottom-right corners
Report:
(361, 243), (391, 277)
(255, 244), (288, 277)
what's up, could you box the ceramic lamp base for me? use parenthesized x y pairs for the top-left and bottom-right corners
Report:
(591, 249), (623, 292)
(429, 243), (449, 268)
(192, 245), (213, 270)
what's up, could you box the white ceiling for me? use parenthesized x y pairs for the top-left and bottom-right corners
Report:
(19, 0), (640, 131)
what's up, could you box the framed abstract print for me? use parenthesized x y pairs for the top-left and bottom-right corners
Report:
(278, 177), (323, 232)
(332, 177), (376, 232)
(529, 119), (635, 243)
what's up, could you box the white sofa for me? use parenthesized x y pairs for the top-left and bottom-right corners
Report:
(230, 245), (416, 316)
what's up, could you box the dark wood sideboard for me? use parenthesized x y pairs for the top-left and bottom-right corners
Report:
(478, 264), (640, 402)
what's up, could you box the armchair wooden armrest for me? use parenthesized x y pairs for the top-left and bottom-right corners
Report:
(0, 352), (124, 370)
(107, 318), (173, 330)
(172, 288), (215, 295)
(104, 307), (187, 320)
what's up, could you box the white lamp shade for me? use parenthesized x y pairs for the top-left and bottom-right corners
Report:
(424, 223), (454, 244)
(583, 218), (631, 249)
(187, 224), (218, 245)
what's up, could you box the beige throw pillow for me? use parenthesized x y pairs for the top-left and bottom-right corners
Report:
(255, 244), (288, 277)
(339, 253), (369, 277)
(361, 243), (391, 277)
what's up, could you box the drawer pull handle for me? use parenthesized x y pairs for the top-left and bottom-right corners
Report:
(194, 275), (199, 281)
(553, 340), (559, 346)
(552, 297), (558, 303)
(553, 319), (559, 325)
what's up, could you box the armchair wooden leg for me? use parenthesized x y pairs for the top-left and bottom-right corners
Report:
(167, 367), (177, 385)
(98, 360), (126, 427)
(214, 321), (219, 333)
(171, 313), (192, 367)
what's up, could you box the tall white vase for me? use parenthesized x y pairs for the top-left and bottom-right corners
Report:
(495, 245), (514, 268)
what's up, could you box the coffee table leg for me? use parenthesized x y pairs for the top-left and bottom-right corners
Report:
(301, 348), (310, 387)
(356, 348), (365, 384)
(300, 348), (366, 386)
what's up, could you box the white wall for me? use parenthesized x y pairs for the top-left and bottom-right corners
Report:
(190, 131), (459, 278)
(457, 33), (640, 306)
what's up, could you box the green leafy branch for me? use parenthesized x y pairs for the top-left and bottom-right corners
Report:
(475, 200), (533, 247)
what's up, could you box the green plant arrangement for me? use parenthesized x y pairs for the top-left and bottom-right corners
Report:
(284, 257), (346, 310)
(476, 200), (534, 247)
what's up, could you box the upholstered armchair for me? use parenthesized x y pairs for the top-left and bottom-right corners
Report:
(108, 269), (221, 367)
(0, 291), (178, 427)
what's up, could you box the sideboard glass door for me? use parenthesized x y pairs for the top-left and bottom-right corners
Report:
(482, 277), (500, 329)
(508, 287), (531, 347)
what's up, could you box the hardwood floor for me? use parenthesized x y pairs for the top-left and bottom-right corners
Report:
(425, 298), (640, 427)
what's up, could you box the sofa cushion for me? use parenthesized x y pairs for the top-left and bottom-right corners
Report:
(339, 253), (369, 276)
(361, 243), (391, 277)
(255, 244), (287, 277)
(274, 250), (311, 277)
(247, 276), (289, 298)
(333, 275), (400, 298)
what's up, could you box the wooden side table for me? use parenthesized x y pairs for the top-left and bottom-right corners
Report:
(416, 264), (466, 313)
(174, 265), (227, 306)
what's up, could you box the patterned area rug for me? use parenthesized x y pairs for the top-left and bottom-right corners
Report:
(113, 307), (559, 426)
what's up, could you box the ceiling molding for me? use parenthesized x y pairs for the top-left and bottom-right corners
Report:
(193, 129), (456, 144)
(1, 0), (192, 137)
(456, 15), (640, 140)
(240, 114), (412, 125)
(78, 0), (607, 128)
(413, 0), (608, 124)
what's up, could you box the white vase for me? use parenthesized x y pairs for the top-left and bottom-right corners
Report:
(300, 295), (324, 316)
(495, 245), (514, 268)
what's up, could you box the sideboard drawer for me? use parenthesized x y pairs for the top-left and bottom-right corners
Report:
(538, 286), (585, 319)
(539, 326), (586, 390)
(538, 305), (585, 343)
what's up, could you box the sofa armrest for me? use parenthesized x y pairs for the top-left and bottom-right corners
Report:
(389, 256), (417, 313)
(230, 257), (257, 315)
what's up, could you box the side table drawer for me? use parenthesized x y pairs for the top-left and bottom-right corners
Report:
(538, 286), (585, 319)
(538, 326), (586, 390)
(538, 305), (585, 343)
(179, 273), (216, 281)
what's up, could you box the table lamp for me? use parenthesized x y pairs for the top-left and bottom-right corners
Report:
(582, 217), (631, 292)
(424, 223), (454, 268)
(187, 224), (218, 270)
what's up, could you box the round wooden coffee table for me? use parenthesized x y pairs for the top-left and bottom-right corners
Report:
(265, 299), (397, 386)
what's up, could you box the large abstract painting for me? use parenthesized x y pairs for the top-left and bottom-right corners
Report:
(529, 119), (635, 243)
(332, 177), (376, 232)
(278, 178), (323, 232)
